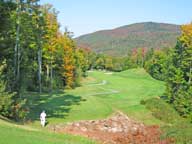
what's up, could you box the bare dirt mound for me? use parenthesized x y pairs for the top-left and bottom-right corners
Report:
(49, 112), (173, 144)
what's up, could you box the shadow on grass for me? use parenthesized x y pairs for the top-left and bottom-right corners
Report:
(0, 115), (15, 123)
(27, 92), (86, 121)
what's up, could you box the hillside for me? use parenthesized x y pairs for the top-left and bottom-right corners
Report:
(0, 118), (96, 144)
(75, 22), (181, 56)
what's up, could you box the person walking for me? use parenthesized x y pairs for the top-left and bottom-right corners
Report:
(40, 110), (46, 127)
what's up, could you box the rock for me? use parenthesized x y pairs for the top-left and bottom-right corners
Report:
(80, 127), (87, 132)
(49, 112), (165, 144)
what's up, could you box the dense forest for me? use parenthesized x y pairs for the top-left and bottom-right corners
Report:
(0, 0), (192, 125)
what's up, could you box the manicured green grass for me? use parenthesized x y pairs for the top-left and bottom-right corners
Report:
(28, 68), (165, 125)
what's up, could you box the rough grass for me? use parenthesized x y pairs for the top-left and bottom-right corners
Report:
(143, 97), (192, 143)
(142, 97), (181, 124)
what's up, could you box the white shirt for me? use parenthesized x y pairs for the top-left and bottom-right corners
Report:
(40, 112), (46, 120)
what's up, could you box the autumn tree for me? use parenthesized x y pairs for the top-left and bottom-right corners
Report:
(42, 4), (59, 91)
(105, 57), (113, 71)
(58, 31), (76, 89)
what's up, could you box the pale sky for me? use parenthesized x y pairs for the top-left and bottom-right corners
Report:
(40, 0), (192, 37)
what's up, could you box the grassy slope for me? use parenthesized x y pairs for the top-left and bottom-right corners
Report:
(0, 119), (96, 144)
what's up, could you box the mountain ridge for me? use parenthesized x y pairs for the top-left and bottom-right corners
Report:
(75, 22), (181, 56)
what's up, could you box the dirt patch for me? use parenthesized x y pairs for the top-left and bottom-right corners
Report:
(49, 112), (173, 144)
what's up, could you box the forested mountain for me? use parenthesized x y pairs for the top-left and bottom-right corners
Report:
(76, 22), (181, 56)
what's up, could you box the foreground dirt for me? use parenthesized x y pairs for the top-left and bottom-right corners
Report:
(49, 112), (173, 144)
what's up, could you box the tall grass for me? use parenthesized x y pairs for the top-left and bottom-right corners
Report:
(142, 97), (192, 143)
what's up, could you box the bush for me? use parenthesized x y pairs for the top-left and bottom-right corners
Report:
(0, 62), (14, 118)
(12, 98), (28, 121)
(0, 81), (15, 118)
(140, 99), (146, 105)
(0, 62), (28, 121)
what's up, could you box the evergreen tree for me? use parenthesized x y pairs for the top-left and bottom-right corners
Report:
(166, 23), (192, 118)
(145, 50), (167, 80)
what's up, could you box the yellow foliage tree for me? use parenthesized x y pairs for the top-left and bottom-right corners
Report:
(57, 31), (76, 89)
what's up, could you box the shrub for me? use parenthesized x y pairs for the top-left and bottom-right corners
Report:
(0, 62), (28, 121)
(143, 97), (192, 143)
(12, 98), (28, 121)
(0, 62), (15, 118)
(0, 81), (15, 118)
(143, 97), (181, 123)
(140, 99), (146, 105)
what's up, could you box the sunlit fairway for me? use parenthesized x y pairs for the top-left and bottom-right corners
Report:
(28, 68), (165, 126)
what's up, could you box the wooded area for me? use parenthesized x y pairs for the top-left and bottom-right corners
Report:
(0, 0), (89, 120)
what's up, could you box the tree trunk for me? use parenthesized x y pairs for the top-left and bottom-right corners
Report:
(189, 61), (192, 84)
(46, 64), (49, 81)
(38, 47), (42, 93)
(36, 1), (42, 94)
(50, 53), (53, 93)
(15, 0), (22, 97)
